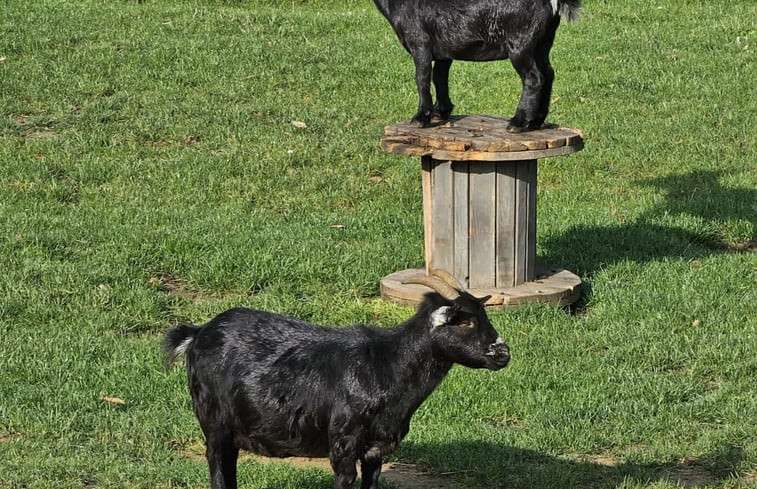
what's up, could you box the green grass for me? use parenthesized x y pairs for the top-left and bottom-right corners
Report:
(0, 0), (755, 488)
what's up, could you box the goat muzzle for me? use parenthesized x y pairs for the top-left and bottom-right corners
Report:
(485, 339), (510, 369)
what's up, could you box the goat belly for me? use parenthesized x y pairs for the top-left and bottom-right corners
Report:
(439, 41), (509, 62)
(232, 405), (332, 458)
(234, 434), (331, 459)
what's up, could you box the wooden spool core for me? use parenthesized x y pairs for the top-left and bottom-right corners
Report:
(379, 115), (584, 308)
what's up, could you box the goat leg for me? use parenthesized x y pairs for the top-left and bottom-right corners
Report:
(432, 59), (454, 120)
(330, 453), (358, 489)
(508, 18), (559, 132)
(410, 51), (434, 127)
(508, 54), (554, 133)
(360, 455), (383, 489)
(205, 436), (239, 489)
(329, 421), (361, 489)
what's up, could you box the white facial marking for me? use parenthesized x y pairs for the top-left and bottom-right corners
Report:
(551, 0), (559, 15)
(430, 306), (453, 328)
(494, 337), (505, 345)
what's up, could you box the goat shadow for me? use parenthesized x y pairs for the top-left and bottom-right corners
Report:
(395, 441), (748, 489)
(539, 169), (755, 284)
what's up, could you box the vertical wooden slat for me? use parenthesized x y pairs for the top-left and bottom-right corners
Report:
(496, 162), (517, 288)
(526, 160), (538, 281)
(514, 161), (528, 284)
(514, 160), (537, 284)
(431, 159), (454, 274)
(452, 161), (470, 288)
(421, 156), (434, 275)
(469, 162), (496, 289)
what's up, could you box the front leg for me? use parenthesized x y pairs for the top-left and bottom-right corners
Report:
(331, 457), (358, 489)
(432, 59), (454, 120)
(330, 442), (359, 489)
(329, 413), (363, 489)
(360, 454), (382, 489)
(410, 51), (434, 127)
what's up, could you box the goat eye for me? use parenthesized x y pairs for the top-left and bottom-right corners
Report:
(458, 321), (475, 329)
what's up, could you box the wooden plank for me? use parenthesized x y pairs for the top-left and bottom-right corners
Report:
(514, 160), (537, 283)
(495, 162), (517, 288)
(468, 162), (496, 289)
(431, 159), (454, 275)
(379, 140), (430, 157)
(526, 160), (537, 281)
(421, 156), (434, 275)
(452, 161), (470, 288)
(420, 143), (583, 162)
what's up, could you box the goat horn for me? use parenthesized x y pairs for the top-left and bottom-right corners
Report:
(430, 268), (465, 291)
(401, 275), (460, 299)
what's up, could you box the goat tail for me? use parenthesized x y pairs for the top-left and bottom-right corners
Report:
(163, 323), (199, 366)
(557, 0), (582, 21)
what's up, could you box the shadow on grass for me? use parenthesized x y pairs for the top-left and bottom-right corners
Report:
(398, 441), (747, 489)
(541, 169), (755, 277)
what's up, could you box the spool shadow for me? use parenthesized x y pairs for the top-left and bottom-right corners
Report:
(540, 169), (755, 277)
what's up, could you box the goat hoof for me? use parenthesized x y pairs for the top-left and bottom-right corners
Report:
(410, 117), (431, 128)
(432, 111), (452, 122)
(507, 120), (543, 133)
(432, 103), (454, 121)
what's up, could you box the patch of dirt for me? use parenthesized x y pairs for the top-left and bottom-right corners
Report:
(661, 464), (717, 489)
(26, 128), (56, 139)
(578, 454), (618, 467)
(381, 462), (463, 489)
(567, 452), (719, 489)
(0, 432), (20, 443)
(730, 239), (756, 253)
(256, 457), (462, 489)
(149, 273), (198, 298)
(11, 114), (31, 126)
(149, 273), (249, 304)
(175, 441), (461, 489)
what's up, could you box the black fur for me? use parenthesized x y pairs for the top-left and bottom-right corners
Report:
(164, 292), (510, 489)
(373, 0), (582, 131)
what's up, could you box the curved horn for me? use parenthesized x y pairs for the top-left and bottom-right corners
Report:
(401, 275), (460, 299)
(430, 268), (465, 291)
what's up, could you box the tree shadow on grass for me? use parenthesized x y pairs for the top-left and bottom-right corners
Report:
(540, 169), (755, 278)
(397, 441), (748, 489)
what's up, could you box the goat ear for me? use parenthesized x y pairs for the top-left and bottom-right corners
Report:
(477, 295), (492, 305)
(430, 305), (457, 328)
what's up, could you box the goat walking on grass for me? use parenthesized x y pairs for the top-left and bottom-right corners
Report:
(164, 271), (510, 489)
(373, 0), (582, 131)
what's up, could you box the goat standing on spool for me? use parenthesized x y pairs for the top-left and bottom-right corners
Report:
(164, 269), (510, 489)
(373, 0), (582, 131)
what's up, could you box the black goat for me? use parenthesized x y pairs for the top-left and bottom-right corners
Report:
(164, 271), (510, 489)
(373, 0), (582, 131)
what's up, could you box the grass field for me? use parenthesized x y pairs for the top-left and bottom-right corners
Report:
(0, 0), (755, 488)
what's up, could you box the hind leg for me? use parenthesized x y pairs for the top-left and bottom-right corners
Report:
(432, 59), (454, 120)
(508, 52), (554, 133)
(507, 20), (560, 132)
(205, 434), (239, 489)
